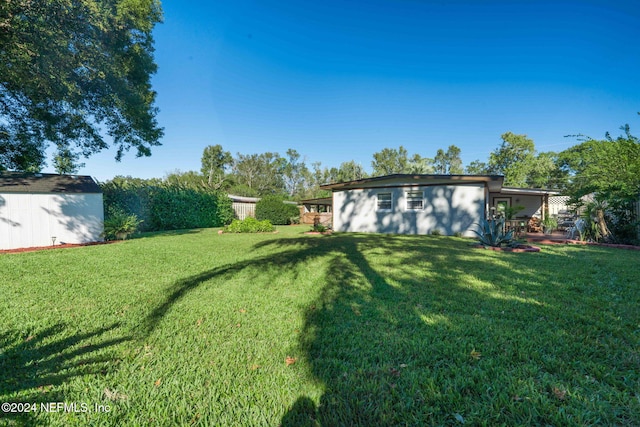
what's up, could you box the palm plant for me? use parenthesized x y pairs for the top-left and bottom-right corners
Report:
(473, 218), (514, 247)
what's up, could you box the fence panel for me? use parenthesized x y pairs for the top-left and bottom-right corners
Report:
(232, 202), (256, 220)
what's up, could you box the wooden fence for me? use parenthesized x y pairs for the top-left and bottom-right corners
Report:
(300, 212), (332, 226)
(232, 201), (256, 220)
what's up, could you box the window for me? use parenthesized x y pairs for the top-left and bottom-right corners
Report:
(377, 192), (392, 211)
(406, 191), (424, 210)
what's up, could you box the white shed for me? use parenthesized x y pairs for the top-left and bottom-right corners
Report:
(0, 172), (104, 250)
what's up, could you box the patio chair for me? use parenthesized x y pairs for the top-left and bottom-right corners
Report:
(565, 218), (585, 240)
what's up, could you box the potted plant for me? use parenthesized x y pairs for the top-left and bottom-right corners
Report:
(541, 216), (558, 235)
(103, 210), (143, 240)
(504, 205), (525, 220)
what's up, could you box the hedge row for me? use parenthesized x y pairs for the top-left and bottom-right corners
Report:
(255, 195), (300, 225)
(101, 180), (234, 231)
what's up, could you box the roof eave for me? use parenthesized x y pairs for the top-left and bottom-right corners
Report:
(320, 174), (505, 191)
(500, 187), (561, 196)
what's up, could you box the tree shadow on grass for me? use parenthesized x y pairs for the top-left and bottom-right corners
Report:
(141, 233), (540, 423)
(0, 323), (129, 423)
(139, 236), (333, 337)
(139, 232), (639, 425)
(270, 235), (638, 425)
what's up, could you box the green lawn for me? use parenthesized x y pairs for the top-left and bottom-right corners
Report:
(1, 226), (639, 426)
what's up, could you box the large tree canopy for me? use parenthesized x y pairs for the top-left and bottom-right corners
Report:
(201, 144), (232, 189)
(329, 160), (368, 183)
(487, 132), (536, 187)
(371, 146), (409, 176)
(433, 145), (463, 174)
(558, 125), (640, 200)
(0, 0), (164, 171)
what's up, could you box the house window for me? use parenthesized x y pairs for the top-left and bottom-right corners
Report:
(377, 192), (392, 211)
(406, 191), (424, 210)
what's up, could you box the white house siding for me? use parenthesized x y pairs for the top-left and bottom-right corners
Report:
(332, 184), (485, 236)
(0, 193), (104, 250)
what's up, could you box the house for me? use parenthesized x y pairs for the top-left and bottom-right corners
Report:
(321, 174), (558, 236)
(0, 172), (104, 250)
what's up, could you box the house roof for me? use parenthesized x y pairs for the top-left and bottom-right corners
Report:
(299, 197), (332, 205)
(227, 194), (298, 205)
(320, 174), (505, 192)
(0, 172), (102, 194)
(500, 187), (560, 196)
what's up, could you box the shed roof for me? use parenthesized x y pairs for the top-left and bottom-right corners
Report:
(0, 172), (102, 194)
(228, 194), (260, 203)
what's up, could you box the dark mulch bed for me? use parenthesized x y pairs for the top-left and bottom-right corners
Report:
(0, 240), (120, 254)
(473, 244), (541, 253)
(526, 235), (640, 251)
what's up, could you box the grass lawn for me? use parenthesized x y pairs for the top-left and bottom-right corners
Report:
(1, 225), (639, 426)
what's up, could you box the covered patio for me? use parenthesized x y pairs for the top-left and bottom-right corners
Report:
(489, 187), (559, 235)
(299, 197), (333, 226)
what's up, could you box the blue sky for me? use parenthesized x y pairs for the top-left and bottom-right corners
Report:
(45, 0), (640, 181)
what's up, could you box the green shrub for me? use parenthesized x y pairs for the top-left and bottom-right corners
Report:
(101, 178), (154, 230)
(289, 216), (301, 225)
(101, 177), (234, 231)
(430, 229), (442, 236)
(255, 195), (299, 225)
(103, 209), (142, 240)
(311, 223), (328, 233)
(225, 217), (275, 233)
(148, 187), (233, 230)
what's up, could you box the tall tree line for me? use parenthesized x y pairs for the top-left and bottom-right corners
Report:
(164, 143), (470, 200)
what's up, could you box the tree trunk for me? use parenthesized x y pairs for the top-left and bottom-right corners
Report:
(595, 208), (611, 240)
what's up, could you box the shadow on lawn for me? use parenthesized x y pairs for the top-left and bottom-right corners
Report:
(273, 234), (538, 426)
(143, 233), (638, 425)
(269, 235), (636, 426)
(0, 323), (129, 422)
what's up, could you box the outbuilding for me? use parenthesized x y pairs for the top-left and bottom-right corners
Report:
(0, 172), (104, 250)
